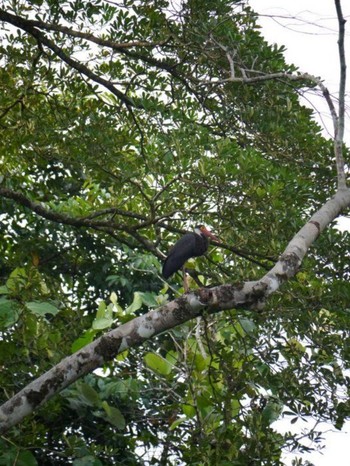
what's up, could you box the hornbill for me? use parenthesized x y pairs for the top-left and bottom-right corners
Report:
(162, 225), (218, 288)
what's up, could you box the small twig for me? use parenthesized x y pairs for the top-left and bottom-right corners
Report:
(0, 95), (25, 120)
(83, 208), (146, 221)
(210, 34), (237, 78)
(195, 318), (207, 359)
(127, 106), (148, 168)
(152, 175), (181, 203)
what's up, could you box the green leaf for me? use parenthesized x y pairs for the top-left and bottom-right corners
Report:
(92, 301), (114, 329)
(194, 353), (210, 371)
(238, 317), (256, 335)
(110, 291), (118, 305)
(17, 450), (38, 466)
(92, 317), (113, 330)
(0, 286), (9, 295)
(103, 380), (129, 400)
(95, 301), (107, 318)
(166, 350), (179, 365)
(144, 352), (172, 376)
(73, 456), (103, 466)
(26, 301), (59, 317)
(262, 399), (283, 426)
(169, 416), (186, 431)
(6, 267), (27, 292)
(0, 297), (19, 328)
(126, 291), (143, 314)
(0, 449), (38, 466)
(77, 382), (100, 406)
(101, 401), (126, 429)
(49, 330), (62, 344)
(71, 330), (96, 353)
(231, 398), (240, 417)
(182, 404), (196, 418)
(116, 349), (129, 361)
(140, 291), (158, 307)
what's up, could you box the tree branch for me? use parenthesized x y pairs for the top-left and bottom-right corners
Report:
(197, 26), (347, 189)
(200, 70), (315, 85)
(14, 16), (168, 50)
(1, 188), (350, 433)
(335, 0), (347, 189)
(0, 187), (126, 231)
(0, 186), (166, 258)
(0, 186), (271, 265)
(0, 8), (139, 109)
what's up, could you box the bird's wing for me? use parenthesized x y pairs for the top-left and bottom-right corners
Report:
(162, 233), (196, 278)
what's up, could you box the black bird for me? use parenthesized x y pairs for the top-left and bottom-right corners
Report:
(162, 225), (218, 279)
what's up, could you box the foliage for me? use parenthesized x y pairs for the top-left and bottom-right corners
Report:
(0, 0), (349, 465)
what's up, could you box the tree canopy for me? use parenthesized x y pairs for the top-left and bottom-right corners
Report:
(0, 0), (349, 465)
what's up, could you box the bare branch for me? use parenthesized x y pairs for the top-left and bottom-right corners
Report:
(335, 0), (347, 139)
(200, 70), (315, 85)
(209, 34), (237, 78)
(334, 0), (347, 189)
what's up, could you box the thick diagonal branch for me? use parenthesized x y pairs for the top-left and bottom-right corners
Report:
(1, 188), (350, 433)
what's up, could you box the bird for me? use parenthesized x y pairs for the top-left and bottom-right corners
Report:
(162, 225), (219, 281)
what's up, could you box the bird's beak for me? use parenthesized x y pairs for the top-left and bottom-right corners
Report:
(201, 227), (219, 241)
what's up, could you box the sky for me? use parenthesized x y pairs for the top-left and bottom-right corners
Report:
(249, 0), (350, 144)
(248, 2), (350, 465)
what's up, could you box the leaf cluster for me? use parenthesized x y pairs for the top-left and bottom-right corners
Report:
(0, 0), (349, 465)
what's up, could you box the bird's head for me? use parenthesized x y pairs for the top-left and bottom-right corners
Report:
(194, 225), (219, 241)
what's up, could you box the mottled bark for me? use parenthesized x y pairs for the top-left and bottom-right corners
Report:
(1, 188), (350, 433)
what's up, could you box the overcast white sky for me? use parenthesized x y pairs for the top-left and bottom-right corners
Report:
(248, 1), (350, 465)
(249, 0), (350, 144)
